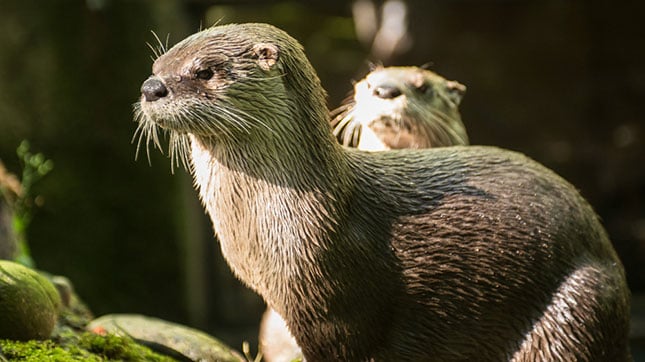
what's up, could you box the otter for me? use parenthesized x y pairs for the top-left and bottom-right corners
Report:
(134, 23), (630, 361)
(331, 65), (469, 150)
(260, 66), (469, 361)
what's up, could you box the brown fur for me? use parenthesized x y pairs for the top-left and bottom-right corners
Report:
(135, 23), (631, 361)
(261, 66), (470, 362)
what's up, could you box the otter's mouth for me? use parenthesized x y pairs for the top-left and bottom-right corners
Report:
(138, 100), (174, 130)
(138, 77), (179, 130)
(367, 115), (412, 133)
(133, 95), (192, 172)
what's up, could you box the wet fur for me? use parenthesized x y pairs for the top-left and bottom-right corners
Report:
(136, 23), (630, 361)
(263, 66), (470, 361)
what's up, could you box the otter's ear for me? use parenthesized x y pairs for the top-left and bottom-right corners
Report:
(445, 80), (466, 106)
(252, 43), (279, 71)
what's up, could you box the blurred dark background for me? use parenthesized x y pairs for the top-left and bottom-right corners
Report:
(0, 0), (643, 353)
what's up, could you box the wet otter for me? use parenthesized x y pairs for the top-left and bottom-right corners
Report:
(331, 66), (469, 150)
(261, 66), (469, 361)
(135, 23), (630, 361)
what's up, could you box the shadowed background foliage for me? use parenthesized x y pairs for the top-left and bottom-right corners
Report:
(0, 0), (643, 352)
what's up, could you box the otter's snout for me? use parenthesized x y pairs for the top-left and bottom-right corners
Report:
(141, 77), (168, 102)
(373, 85), (402, 99)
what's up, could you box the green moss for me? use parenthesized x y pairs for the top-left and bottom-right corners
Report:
(56, 295), (93, 331)
(0, 331), (177, 361)
(78, 332), (175, 361)
(0, 339), (98, 361)
(0, 260), (61, 340)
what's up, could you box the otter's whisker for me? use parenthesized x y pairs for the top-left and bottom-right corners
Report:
(226, 105), (277, 135)
(191, 105), (235, 139)
(132, 121), (147, 161)
(150, 30), (168, 58)
(168, 131), (191, 172)
(205, 95), (274, 136)
(331, 102), (363, 147)
(214, 103), (253, 134)
(426, 109), (468, 145)
(132, 122), (149, 162)
(332, 115), (354, 146)
(330, 101), (354, 127)
(132, 103), (163, 165)
(146, 42), (159, 62)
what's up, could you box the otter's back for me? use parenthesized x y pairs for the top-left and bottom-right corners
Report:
(345, 145), (629, 360)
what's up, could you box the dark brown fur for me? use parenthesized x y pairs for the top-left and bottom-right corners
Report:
(135, 23), (631, 361)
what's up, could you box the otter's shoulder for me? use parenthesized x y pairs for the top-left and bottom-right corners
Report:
(345, 145), (580, 210)
(348, 145), (543, 173)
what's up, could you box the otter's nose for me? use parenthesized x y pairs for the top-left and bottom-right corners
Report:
(141, 77), (168, 102)
(373, 85), (402, 99)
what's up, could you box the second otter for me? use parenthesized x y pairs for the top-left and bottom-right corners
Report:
(332, 65), (469, 150)
(135, 23), (630, 361)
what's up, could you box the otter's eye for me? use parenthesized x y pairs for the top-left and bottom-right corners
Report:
(417, 83), (430, 94)
(195, 68), (214, 80)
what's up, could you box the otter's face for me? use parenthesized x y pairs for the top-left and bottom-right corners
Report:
(133, 25), (291, 168)
(331, 66), (468, 150)
(353, 67), (465, 130)
(136, 27), (282, 138)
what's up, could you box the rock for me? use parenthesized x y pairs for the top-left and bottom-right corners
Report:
(48, 275), (94, 330)
(0, 260), (61, 340)
(87, 314), (245, 361)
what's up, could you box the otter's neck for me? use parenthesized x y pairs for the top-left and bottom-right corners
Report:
(188, 131), (351, 307)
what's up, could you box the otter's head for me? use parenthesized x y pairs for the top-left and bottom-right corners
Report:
(331, 66), (468, 150)
(134, 23), (330, 168)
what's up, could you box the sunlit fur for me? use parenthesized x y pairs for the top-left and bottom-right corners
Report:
(134, 23), (630, 361)
(331, 66), (468, 150)
(262, 66), (469, 362)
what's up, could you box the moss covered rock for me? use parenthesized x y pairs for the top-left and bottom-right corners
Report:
(0, 330), (176, 361)
(0, 260), (61, 340)
(88, 314), (245, 361)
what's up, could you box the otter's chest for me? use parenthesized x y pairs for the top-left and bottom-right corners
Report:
(189, 140), (332, 295)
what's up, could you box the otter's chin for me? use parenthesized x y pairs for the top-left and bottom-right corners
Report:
(142, 115), (172, 131)
(151, 118), (178, 131)
(140, 103), (180, 131)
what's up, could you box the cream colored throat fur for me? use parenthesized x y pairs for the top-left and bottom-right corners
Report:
(189, 135), (343, 308)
